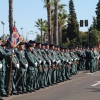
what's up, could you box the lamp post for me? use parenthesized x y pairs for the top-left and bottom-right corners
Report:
(20, 28), (23, 38)
(1, 21), (5, 35)
(26, 31), (33, 41)
(35, 32), (38, 42)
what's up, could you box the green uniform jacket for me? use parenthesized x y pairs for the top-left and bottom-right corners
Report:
(25, 51), (37, 71)
(15, 50), (28, 69)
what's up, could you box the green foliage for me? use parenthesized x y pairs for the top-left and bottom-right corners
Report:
(77, 31), (87, 47)
(35, 18), (47, 32)
(36, 34), (41, 42)
(95, 0), (100, 31)
(89, 29), (100, 46)
(89, 17), (97, 31)
(67, 0), (79, 40)
(62, 31), (87, 47)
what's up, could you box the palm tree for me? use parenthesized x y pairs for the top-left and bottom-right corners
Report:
(35, 18), (47, 43)
(58, 4), (69, 46)
(58, 11), (68, 46)
(51, 3), (68, 45)
(53, 0), (60, 45)
(9, 0), (13, 33)
(43, 0), (52, 44)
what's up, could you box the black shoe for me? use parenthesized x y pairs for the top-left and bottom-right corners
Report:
(27, 90), (32, 93)
(0, 97), (4, 100)
(45, 85), (49, 87)
(18, 91), (23, 94)
(64, 79), (67, 81)
(41, 86), (45, 88)
(32, 90), (36, 92)
(72, 73), (76, 75)
(23, 90), (27, 93)
(49, 83), (53, 86)
(67, 78), (71, 80)
(1, 93), (7, 97)
(12, 92), (19, 95)
(57, 81), (60, 83)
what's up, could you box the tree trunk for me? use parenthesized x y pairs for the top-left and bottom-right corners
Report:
(58, 23), (62, 46)
(54, 1), (58, 45)
(9, 0), (13, 33)
(47, 5), (51, 44)
(41, 29), (43, 43)
(51, 27), (53, 44)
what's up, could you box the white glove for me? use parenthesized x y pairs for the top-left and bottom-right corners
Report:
(11, 49), (14, 53)
(17, 64), (20, 69)
(53, 60), (55, 63)
(35, 62), (38, 67)
(49, 60), (51, 65)
(66, 60), (68, 62)
(74, 58), (76, 61)
(0, 64), (2, 69)
(9, 49), (14, 53)
(97, 56), (99, 59)
(25, 64), (28, 68)
(44, 61), (46, 64)
(69, 62), (71, 65)
(58, 60), (61, 63)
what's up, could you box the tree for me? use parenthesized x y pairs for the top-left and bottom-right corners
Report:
(89, 17), (97, 31)
(67, 0), (79, 40)
(96, 0), (100, 31)
(53, 0), (59, 45)
(58, 10), (68, 46)
(35, 18), (47, 43)
(9, 0), (13, 33)
(89, 29), (100, 46)
(78, 31), (87, 47)
(36, 34), (41, 42)
(51, 2), (68, 45)
(43, 0), (52, 44)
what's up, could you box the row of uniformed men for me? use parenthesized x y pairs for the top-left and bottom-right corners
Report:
(0, 39), (99, 97)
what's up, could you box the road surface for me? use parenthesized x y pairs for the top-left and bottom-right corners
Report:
(4, 71), (100, 100)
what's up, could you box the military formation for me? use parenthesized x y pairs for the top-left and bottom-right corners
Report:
(0, 38), (100, 99)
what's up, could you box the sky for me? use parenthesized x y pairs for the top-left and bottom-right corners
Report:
(0, 0), (99, 40)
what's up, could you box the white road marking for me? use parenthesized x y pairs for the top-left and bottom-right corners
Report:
(91, 81), (100, 86)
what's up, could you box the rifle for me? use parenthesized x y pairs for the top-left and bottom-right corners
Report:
(66, 62), (72, 69)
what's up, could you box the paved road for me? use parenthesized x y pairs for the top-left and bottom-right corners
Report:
(4, 71), (100, 100)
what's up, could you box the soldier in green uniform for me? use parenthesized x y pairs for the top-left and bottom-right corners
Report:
(64, 48), (72, 80)
(15, 42), (28, 94)
(49, 44), (57, 84)
(0, 39), (11, 97)
(35, 43), (46, 88)
(54, 45), (62, 83)
(85, 47), (90, 70)
(89, 47), (95, 73)
(93, 47), (99, 71)
(44, 43), (53, 85)
(25, 43), (37, 92)
(29, 40), (41, 90)
(60, 47), (67, 81)
(5, 42), (19, 95)
(69, 48), (76, 75)
(41, 43), (50, 87)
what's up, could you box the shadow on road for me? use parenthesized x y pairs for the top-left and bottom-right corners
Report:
(86, 88), (100, 92)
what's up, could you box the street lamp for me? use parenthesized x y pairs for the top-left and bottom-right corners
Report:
(20, 28), (23, 37)
(1, 21), (5, 35)
(26, 31), (33, 41)
(35, 32), (38, 42)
